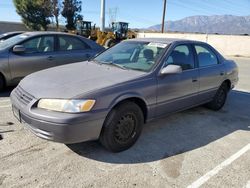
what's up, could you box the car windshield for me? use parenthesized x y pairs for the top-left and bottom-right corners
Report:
(0, 34), (29, 50)
(94, 41), (169, 72)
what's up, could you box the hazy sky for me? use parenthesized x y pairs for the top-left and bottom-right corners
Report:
(1, 0), (250, 28)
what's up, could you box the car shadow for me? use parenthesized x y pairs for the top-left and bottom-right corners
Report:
(67, 90), (250, 164)
(0, 87), (15, 97)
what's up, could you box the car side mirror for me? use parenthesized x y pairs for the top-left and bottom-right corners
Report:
(13, 45), (25, 53)
(160, 64), (182, 75)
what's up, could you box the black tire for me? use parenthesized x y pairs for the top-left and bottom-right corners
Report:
(0, 75), (5, 91)
(100, 102), (144, 152)
(105, 39), (117, 48)
(205, 82), (229, 111)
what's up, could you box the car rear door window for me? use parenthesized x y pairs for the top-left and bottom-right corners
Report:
(58, 36), (89, 51)
(21, 36), (54, 53)
(194, 45), (218, 67)
(164, 44), (195, 70)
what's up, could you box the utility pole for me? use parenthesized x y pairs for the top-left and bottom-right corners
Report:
(100, 0), (105, 32)
(161, 0), (167, 33)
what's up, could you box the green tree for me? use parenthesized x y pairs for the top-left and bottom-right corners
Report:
(52, 0), (60, 30)
(13, 0), (53, 31)
(61, 0), (82, 30)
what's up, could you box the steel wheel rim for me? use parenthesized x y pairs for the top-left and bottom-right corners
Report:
(114, 113), (137, 144)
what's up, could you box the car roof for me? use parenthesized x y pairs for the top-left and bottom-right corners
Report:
(1, 31), (24, 36)
(19, 31), (104, 50)
(21, 31), (77, 37)
(126, 37), (202, 44)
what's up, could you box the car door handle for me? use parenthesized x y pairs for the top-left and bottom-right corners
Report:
(47, 56), (55, 61)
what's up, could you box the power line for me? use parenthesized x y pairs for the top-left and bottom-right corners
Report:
(168, 1), (213, 15)
(223, 0), (250, 8)
(168, 0), (244, 16)
(194, 0), (245, 15)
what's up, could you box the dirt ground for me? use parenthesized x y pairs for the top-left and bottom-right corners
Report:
(0, 57), (249, 188)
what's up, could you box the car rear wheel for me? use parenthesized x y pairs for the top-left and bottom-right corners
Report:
(205, 82), (229, 111)
(100, 102), (144, 152)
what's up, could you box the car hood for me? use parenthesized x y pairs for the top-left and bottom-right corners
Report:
(19, 61), (145, 99)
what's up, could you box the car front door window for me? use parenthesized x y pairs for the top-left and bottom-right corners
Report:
(22, 36), (54, 54)
(164, 44), (195, 71)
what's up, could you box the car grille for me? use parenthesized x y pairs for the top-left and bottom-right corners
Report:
(14, 86), (34, 106)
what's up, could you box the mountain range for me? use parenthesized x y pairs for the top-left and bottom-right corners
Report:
(147, 15), (250, 35)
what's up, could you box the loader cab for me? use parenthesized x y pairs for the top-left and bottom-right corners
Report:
(112, 22), (129, 40)
(76, 21), (92, 38)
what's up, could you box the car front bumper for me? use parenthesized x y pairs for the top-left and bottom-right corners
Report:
(17, 109), (105, 143)
(11, 89), (106, 144)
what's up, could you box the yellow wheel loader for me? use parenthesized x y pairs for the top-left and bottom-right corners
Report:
(75, 21), (137, 48)
(96, 22), (136, 48)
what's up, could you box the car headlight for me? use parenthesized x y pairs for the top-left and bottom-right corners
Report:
(37, 99), (96, 113)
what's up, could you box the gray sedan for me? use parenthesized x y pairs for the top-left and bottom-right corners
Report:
(0, 32), (104, 91)
(10, 38), (238, 152)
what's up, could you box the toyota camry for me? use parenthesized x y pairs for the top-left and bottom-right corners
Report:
(10, 38), (238, 152)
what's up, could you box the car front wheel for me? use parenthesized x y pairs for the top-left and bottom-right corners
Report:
(100, 102), (144, 152)
(205, 82), (229, 111)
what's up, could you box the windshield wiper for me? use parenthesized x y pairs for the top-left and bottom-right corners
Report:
(100, 61), (127, 70)
(105, 62), (127, 70)
(91, 60), (127, 70)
